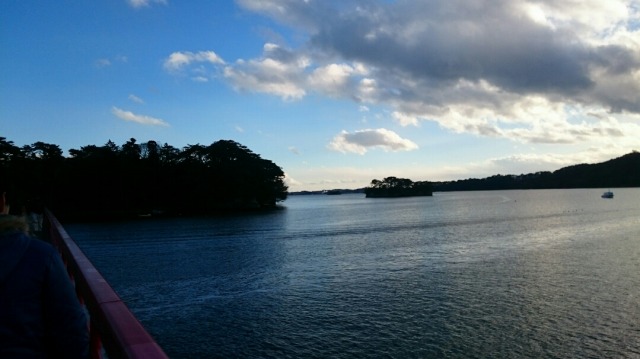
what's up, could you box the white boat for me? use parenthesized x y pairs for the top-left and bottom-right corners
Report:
(601, 190), (614, 199)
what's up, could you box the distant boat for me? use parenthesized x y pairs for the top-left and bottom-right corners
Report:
(601, 190), (614, 199)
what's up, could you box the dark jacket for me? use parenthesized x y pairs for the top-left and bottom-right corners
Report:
(0, 230), (89, 358)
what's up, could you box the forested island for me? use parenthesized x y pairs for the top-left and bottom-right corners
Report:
(0, 137), (288, 221)
(431, 151), (640, 192)
(365, 177), (433, 198)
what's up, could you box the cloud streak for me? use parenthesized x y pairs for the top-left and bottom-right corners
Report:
(127, 0), (167, 9)
(111, 107), (169, 126)
(95, 59), (111, 68)
(164, 51), (225, 72)
(128, 94), (144, 104)
(328, 128), (418, 154)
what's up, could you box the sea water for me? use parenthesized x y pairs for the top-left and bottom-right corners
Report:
(65, 189), (640, 358)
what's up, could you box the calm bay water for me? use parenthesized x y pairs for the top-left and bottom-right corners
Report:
(65, 189), (640, 358)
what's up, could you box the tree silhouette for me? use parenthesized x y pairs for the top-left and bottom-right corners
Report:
(365, 177), (433, 197)
(1, 137), (288, 220)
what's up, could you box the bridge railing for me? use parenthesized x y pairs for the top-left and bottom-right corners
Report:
(43, 209), (169, 359)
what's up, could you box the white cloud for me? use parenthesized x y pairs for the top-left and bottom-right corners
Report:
(392, 111), (419, 127)
(222, 43), (308, 100)
(288, 146), (300, 155)
(128, 94), (144, 104)
(192, 76), (209, 82)
(284, 172), (303, 188)
(328, 128), (418, 154)
(95, 59), (111, 68)
(517, 0), (629, 39)
(95, 55), (128, 68)
(111, 107), (169, 127)
(163, 51), (225, 72)
(127, 0), (167, 9)
(308, 63), (358, 97)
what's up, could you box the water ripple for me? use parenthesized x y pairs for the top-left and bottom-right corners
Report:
(66, 189), (640, 358)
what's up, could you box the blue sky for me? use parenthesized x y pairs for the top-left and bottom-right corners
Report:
(2, 0), (640, 191)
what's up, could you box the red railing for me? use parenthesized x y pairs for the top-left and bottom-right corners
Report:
(43, 209), (169, 359)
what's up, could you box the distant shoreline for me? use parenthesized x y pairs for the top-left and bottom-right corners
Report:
(292, 151), (640, 195)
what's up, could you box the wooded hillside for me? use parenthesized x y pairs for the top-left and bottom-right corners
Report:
(432, 151), (640, 192)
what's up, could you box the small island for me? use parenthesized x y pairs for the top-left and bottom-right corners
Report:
(364, 177), (433, 198)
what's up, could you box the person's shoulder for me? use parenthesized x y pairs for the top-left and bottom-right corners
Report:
(12, 233), (59, 264)
(26, 236), (57, 257)
(0, 230), (31, 250)
(24, 237), (64, 279)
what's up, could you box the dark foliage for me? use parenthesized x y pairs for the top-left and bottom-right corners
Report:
(432, 151), (640, 192)
(365, 177), (433, 198)
(0, 137), (288, 221)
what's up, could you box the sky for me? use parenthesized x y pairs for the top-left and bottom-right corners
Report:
(2, 0), (640, 191)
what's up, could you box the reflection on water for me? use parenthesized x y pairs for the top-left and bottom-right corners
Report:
(66, 189), (640, 358)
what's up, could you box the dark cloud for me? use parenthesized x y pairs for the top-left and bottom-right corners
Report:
(239, 0), (640, 113)
(311, 0), (598, 94)
(591, 45), (640, 75)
